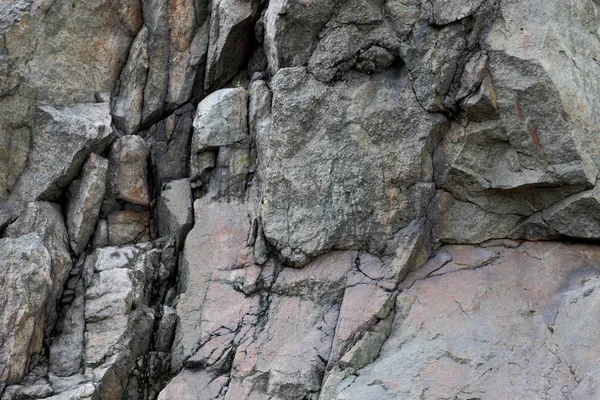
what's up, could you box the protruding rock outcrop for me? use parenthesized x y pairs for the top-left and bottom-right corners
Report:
(3, 0), (600, 398)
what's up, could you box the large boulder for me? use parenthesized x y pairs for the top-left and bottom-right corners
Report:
(106, 135), (150, 206)
(5, 202), (72, 330)
(190, 88), (251, 199)
(10, 102), (113, 202)
(258, 67), (446, 265)
(0, 234), (52, 391)
(326, 241), (600, 399)
(66, 153), (108, 256)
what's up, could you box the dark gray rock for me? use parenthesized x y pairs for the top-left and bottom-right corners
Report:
(258, 67), (446, 265)
(204, 0), (257, 91)
(141, 0), (170, 126)
(106, 135), (150, 206)
(5, 202), (72, 331)
(157, 179), (193, 247)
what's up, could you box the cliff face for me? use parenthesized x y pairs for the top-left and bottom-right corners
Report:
(2, 0), (600, 398)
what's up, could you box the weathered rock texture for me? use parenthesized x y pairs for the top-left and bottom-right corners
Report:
(3, 0), (600, 398)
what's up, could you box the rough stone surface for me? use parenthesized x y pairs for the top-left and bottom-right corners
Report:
(259, 67), (445, 265)
(5, 0), (600, 398)
(10, 103), (113, 202)
(106, 135), (150, 206)
(204, 0), (257, 91)
(107, 210), (150, 246)
(146, 105), (195, 186)
(0, 234), (52, 390)
(5, 202), (72, 330)
(157, 179), (193, 247)
(66, 153), (108, 256)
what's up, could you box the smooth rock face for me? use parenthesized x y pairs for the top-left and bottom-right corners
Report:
(66, 153), (108, 256)
(10, 102), (113, 202)
(330, 242), (600, 399)
(171, 198), (250, 370)
(0, 234), (52, 390)
(157, 179), (193, 247)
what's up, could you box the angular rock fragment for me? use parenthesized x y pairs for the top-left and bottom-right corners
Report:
(166, 0), (210, 108)
(107, 135), (150, 206)
(49, 281), (85, 377)
(157, 179), (193, 247)
(263, 0), (337, 73)
(147, 105), (195, 186)
(107, 210), (150, 246)
(541, 186), (600, 239)
(5, 202), (72, 330)
(190, 88), (250, 198)
(259, 67), (446, 264)
(308, 25), (363, 82)
(10, 102), (113, 202)
(112, 27), (149, 136)
(93, 219), (109, 247)
(464, 75), (499, 122)
(66, 153), (108, 255)
(204, 0), (257, 91)
(191, 88), (249, 154)
(142, 0), (170, 126)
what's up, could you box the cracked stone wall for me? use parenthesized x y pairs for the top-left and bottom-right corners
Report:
(2, 0), (600, 399)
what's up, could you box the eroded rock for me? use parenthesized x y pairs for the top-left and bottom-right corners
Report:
(106, 135), (150, 206)
(157, 179), (193, 247)
(66, 153), (108, 256)
(0, 234), (52, 390)
(10, 103), (113, 202)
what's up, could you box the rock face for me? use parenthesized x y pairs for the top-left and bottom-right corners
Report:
(0, 234), (51, 391)
(9, 102), (113, 202)
(3, 0), (600, 398)
(325, 241), (600, 399)
(66, 153), (108, 256)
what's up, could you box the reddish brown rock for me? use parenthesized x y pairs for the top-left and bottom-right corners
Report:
(107, 210), (150, 246)
(107, 136), (150, 206)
